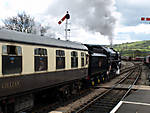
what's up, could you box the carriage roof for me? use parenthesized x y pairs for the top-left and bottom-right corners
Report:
(0, 29), (88, 51)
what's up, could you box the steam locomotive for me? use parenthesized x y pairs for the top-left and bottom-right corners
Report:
(0, 29), (121, 113)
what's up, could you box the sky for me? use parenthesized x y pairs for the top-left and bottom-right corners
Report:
(0, 0), (150, 45)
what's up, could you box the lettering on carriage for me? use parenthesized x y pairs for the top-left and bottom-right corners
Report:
(1, 81), (20, 89)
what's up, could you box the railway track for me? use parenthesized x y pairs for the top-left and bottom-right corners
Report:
(31, 62), (141, 113)
(120, 62), (137, 75)
(74, 65), (142, 113)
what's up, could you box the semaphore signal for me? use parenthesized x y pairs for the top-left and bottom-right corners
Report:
(141, 17), (150, 21)
(58, 11), (70, 40)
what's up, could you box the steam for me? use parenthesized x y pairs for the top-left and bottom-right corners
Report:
(46, 0), (117, 44)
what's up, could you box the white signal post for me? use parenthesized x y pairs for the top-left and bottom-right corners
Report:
(65, 11), (70, 40)
(65, 16), (68, 40)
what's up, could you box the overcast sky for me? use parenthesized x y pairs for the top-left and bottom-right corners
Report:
(0, 0), (150, 45)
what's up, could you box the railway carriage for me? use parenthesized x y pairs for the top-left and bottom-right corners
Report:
(0, 29), (89, 113)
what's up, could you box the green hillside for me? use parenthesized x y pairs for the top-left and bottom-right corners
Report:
(113, 40), (150, 57)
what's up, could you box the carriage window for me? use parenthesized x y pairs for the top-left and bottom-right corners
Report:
(34, 48), (47, 56)
(56, 50), (65, 69)
(8, 45), (16, 54)
(71, 51), (78, 68)
(2, 45), (7, 54)
(34, 48), (48, 71)
(2, 45), (22, 55)
(16, 46), (22, 55)
(2, 45), (22, 74)
(81, 52), (84, 67)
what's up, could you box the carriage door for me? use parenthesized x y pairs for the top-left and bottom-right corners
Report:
(2, 45), (22, 75)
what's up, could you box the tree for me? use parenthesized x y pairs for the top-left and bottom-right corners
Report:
(3, 12), (47, 35)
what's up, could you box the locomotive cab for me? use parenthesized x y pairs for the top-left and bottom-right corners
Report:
(85, 44), (110, 85)
(89, 53), (108, 84)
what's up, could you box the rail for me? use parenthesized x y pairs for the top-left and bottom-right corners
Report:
(74, 65), (142, 113)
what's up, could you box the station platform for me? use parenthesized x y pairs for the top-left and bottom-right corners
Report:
(110, 89), (150, 113)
